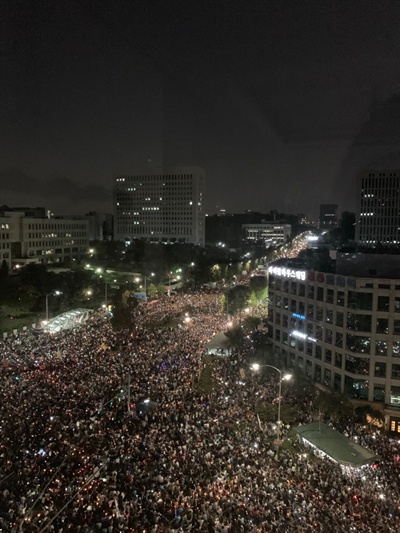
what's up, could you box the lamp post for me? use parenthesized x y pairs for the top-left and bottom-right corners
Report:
(144, 273), (155, 296)
(96, 268), (108, 307)
(251, 363), (292, 454)
(136, 273), (155, 298)
(45, 290), (62, 322)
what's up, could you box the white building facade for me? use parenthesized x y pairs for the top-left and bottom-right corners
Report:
(356, 169), (400, 246)
(242, 223), (291, 245)
(0, 219), (11, 267)
(267, 264), (400, 432)
(113, 167), (205, 246)
(0, 211), (88, 266)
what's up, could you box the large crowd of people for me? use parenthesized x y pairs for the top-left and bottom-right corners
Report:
(1, 289), (400, 532)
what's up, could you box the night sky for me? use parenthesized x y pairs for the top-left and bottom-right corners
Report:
(1, 0), (400, 218)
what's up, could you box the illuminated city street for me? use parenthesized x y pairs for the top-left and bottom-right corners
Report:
(0, 289), (399, 532)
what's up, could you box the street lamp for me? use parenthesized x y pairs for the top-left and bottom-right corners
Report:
(45, 290), (62, 322)
(143, 273), (155, 295)
(251, 363), (292, 453)
(136, 273), (155, 297)
(96, 268), (108, 307)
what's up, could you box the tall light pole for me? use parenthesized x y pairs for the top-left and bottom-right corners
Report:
(144, 272), (155, 296)
(251, 363), (292, 454)
(96, 268), (108, 308)
(45, 290), (62, 322)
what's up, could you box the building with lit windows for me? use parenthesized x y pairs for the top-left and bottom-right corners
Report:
(0, 219), (11, 268)
(267, 259), (400, 433)
(319, 204), (338, 229)
(113, 167), (205, 246)
(242, 222), (291, 245)
(356, 169), (400, 246)
(0, 209), (88, 266)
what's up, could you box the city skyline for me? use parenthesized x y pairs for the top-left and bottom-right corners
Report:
(1, 1), (400, 217)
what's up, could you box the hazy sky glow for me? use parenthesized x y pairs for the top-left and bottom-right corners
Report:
(1, 0), (400, 216)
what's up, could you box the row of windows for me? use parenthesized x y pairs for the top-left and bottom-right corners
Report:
(279, 349), (400, 404)
(27, 223), (87, 230)
(119, 227), (194, 236)
(27, 240), (87, 248)
(272, 323), (400, 356)
(28, 233), (86, 239)
(281, 339), (400, 378)
(27, 247), (86, 257)
(270, 283), (400, 310)
(115, 174), (199, 183)
(271, 302), (400, 333)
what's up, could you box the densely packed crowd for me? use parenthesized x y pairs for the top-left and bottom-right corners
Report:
(1, 290), (400, 532)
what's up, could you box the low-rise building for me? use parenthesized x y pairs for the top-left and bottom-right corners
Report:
(242, 222), (291, 245)
(0, 208), (88, 267)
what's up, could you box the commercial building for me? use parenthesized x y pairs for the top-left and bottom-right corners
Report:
(113, 166), (205, 246)
(267, 259), (400, 432)
(68, 212), (113, 241)
(319, 204), (338, 230)
(356, 169), (400, 246)
(0, 219), (11, 268)
(0, 208), (88, 267)
(242, 222), (291, 245)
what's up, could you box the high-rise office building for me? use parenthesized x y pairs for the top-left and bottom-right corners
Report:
(113, 166), (205, 246)
(356, 170), (400, 246)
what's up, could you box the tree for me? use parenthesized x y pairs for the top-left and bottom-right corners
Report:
(156, 283), (167, 297)
(224, 325), (245, 350)
(242, 315), (260, 332)
(225, 285), (250, 315)
(249, 291), (258, 309)
(147, 283), (158, 299)
(249, 275), (268, 302)
(110, 289), (138, 331)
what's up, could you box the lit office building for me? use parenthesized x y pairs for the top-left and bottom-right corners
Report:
(0, 219), (11, 267)
(0, 209), (88, 267)
(319, 204), (338, 229)
(113, 167), (205, 246)
(242, 223), (291, 245)
(267, 261), (400, 432)
(356, 169), (400, 246)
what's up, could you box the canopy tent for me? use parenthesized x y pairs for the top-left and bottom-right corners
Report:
(206, 332), (232, 357)
(44, 308), (94, 334)
(294, 422), (378, 468)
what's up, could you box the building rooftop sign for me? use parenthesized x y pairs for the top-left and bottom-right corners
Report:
(268, 265), (306, 281)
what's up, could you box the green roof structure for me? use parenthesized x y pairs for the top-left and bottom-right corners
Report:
(294, 422), (378, 468)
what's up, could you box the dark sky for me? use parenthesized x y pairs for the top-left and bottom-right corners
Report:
(1, 0), (400, 218)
